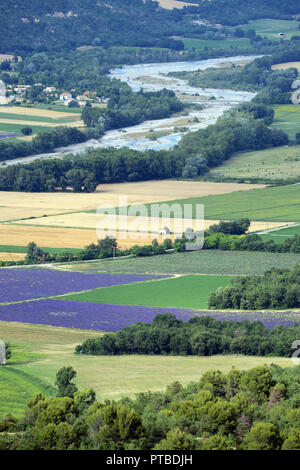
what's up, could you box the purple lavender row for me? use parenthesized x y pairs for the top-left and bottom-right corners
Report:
(0, 298), (299, 331)
(0, 268), (165, 303)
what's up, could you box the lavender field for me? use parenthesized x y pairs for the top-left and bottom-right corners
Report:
(0, 298), (299, 331)
(0, 268), (164, 303)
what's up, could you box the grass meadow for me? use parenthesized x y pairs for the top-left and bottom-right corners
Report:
(0, 245), (83, 255)
(238, 18), (300, 40)
(209, 145), (300, 183)
(0, 321), (294, 416)
(260, 224), (300, 242)
(181, 38), (251, 50)
(59, 249), (300, 275)
(60, 274), (233, 309)
(271, 105), (300, 139)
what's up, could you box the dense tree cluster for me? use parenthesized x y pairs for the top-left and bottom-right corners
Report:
(2, 363), (300, 450)
(203, 233), (300, 255)
(0, 0), (196, 55)
(208, 219), (251, 235)
(209, 265), (300, 310)
(75, 313), (300, 357)
(0, 126), (94, 164)
(183, 0), (300, 25)
(82, 88), (183, 130)
(2, 0), (299, 55)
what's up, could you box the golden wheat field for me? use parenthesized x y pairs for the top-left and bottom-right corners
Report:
(0, 252), (25, 261)
(0, 181), (266, 212)
(0, 207), (67, 222)
(13, 212), (292, 235)
(272, 62), (300, 72)
(0, 225), (97, 248)
(0, 181), (272, 249)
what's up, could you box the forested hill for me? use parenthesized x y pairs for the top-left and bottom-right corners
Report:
(0, 0), (195, 54)
(2, 0), (300, 55)
(185, 0), (300, 25)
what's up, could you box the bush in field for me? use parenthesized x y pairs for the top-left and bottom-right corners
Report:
(21, 127), (32, 136)
(209, 219), (251, 235)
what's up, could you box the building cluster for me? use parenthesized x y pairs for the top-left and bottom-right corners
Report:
(3, 83), (108, 107)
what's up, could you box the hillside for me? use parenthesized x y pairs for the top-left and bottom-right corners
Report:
(1, 0), (300, 55)
(183, 0), (300, 25)
(0, 0), (195, 54)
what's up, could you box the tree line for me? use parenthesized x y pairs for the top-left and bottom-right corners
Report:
(0, 101), (288, 191)
(209, 264), (300, 310)
(75, 313), (300, 357)
(2, 362), (300, 450)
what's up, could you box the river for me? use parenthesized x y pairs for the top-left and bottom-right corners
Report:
(2, 55), (259, 166)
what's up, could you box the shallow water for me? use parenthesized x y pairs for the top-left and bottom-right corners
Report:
(3, 55), (259, 165)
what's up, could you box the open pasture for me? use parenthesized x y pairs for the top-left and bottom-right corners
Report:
(209, 145), (300, 182)
(181, 38), (251, 51)
(67, 249), (300, 276)
(0, 321), (294, 413)
(238, 18), (300, 40)
(260, 224), (300, 242)
(271, 105), (300, 139)
(0, 367), (55, 417)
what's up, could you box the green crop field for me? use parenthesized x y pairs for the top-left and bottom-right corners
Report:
(0, 112), (77, 124)
(33, 104), (82, 113)
(136, 184), (300, 222)
(60, 274), (239, 309)
(60, 250), (300, 276)
(260, 224), (300, 242)
(0, 321), (293, 416)
(0, 245), (83, 254)
(238, 18), (300, 40)
(181, 38), (251, 50)
(0, 122), (54, 135)
(209, 145), (300, 183)
(271, 105), (300, 139)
